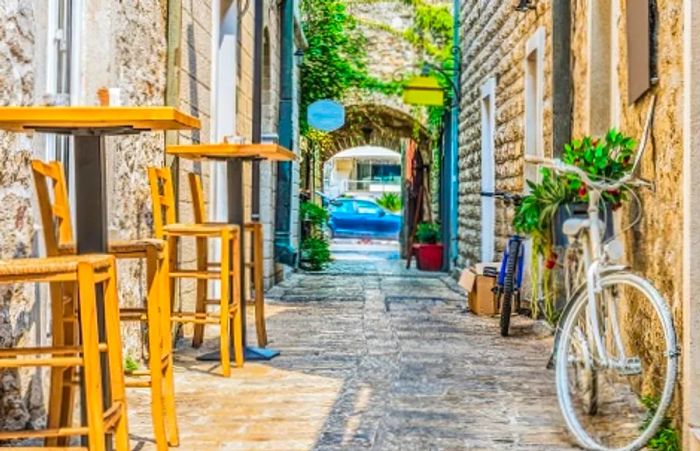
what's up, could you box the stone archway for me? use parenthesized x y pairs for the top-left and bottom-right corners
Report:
(322, 104), (432, 163)
(318, 103), (434, 259)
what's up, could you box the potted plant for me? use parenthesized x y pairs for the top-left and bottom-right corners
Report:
(300, 201), (332, 270)
(512, 128), (637, 323)
(414, 222), (443, 271)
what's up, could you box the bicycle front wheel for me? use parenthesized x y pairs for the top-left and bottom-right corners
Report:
(555, 272), (677, 451)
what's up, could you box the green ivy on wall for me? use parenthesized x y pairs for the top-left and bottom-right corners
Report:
(300, 0), (454, 141)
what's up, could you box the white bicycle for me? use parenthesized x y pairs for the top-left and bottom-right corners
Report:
(525, 102), (678, 451)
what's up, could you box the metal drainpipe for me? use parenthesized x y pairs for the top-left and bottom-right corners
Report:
(252, 0), (263, 221)
(445, 0), (461, 271)
(273, 0), (297, 266)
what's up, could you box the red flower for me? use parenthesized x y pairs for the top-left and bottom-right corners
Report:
(578, 185), (587, 197)
(545, 251), (558, 270)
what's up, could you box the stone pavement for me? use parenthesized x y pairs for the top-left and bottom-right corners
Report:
(127, 257), (577, 450)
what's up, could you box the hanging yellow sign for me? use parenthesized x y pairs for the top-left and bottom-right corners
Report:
(402, 76), (445, 106)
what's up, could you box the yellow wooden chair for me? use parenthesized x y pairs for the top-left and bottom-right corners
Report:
(187, 172), (267, 348)
(148, 166), (243, 376)
(0, 254), (129, 451)
(31, 160), (178, 450)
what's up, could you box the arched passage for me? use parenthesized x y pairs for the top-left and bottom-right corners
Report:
(309, 103), (434, 261)
(323, 104), (432, 163)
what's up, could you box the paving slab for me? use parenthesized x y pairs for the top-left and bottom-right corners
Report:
(127, 259), (577, 450)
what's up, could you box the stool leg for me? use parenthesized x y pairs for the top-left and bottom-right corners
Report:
(146, 247), (169, 451)
(253, 226), (267, 347)
(192, 237), (208, 348)
(76, 263), (107, 451)
(103, 261), (130, 451)
(159, 247), (180, 446)
(167, 235), (178, 338)
(232, 233), (244, 368)
(219, 230), (231, 377)
(46, 282), (77, 447)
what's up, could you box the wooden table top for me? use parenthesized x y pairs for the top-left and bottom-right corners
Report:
(0, 106), (201, 133)
(167, 143), (297, 161)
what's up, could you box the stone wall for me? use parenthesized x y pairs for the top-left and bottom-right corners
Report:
(457, 1), (552, 267)
(570, 0), (685, 403)
(347, 1), (417, 82)
(0, 1), (44, 432)
(260, 1), (282, 289)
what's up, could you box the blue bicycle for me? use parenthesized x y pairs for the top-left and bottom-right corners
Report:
(481, 191), (525, 336)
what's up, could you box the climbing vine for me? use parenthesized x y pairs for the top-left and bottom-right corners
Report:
(300, 0), (400, 136)
(300, 0), (455, 139)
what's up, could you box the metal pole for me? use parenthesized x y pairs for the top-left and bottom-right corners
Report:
(450, 0), (461, 269)
(274, 0), (297, 267)
(252, 0), (264, 221)
(74, 134), (111, 450)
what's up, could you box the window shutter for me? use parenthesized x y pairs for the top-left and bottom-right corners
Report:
(626, 0), (651, 103)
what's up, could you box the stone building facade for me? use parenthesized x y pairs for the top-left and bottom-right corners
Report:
(457, 0), (694, 444)
(457, 0), (553, 267)
(0, 0), (302, 433)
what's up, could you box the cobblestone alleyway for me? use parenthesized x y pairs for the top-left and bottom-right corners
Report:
(128, 256), (576, 450)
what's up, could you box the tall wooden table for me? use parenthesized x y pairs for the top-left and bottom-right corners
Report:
(166, 143), (296, 361)
(0, 106), (200, 449)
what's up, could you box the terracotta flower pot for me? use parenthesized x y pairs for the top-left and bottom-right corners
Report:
(415, 243), (443, 271)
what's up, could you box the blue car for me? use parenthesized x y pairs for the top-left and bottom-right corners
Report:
(328, 198), (402, 240)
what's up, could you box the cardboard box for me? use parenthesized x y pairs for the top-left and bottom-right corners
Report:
(459, 264), (499, 316)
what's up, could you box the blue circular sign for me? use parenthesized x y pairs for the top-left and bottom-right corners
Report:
(308, 100), (345, 132)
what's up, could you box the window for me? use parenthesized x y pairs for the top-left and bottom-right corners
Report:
(356, 201), (381, 215)
(355, 162), (401, 182)
(46, 0), (74, 166)
(524, 27), (545, 186)
(626, 0), (657, 102)
(330, 200), (354, 213)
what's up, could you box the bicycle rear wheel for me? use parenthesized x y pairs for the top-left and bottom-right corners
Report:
(499, 239), (520, 337)
(555, 272), (677, 450)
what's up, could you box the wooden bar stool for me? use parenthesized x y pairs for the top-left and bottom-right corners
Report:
(187, 172), (267, 348)
(148, 166), (243, 376)
(0, 255), (129, 451)
(31, 160), (178, 450)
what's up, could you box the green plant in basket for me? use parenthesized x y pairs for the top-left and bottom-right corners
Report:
(416, 222), (440, 244)
(562, 129), (636, 208)
(512, 128), (638, 324)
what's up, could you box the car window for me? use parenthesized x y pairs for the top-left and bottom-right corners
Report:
(356, 201), (381, 215)
(331, 200), (354, 213)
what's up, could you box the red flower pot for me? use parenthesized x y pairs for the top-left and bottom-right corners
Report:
(415, 243), (444, 271)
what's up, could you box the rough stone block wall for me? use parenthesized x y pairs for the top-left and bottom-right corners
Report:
(0, 2), (45, 432)
(347, 1), (417, 81)
(457, 0), (552, 268)
(570, 0), (685, 403)
(260, 1), (282, 290)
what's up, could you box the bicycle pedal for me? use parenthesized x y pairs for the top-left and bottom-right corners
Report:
(617, 357), (642, 375)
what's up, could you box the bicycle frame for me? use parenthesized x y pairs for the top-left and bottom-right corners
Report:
(572, 188), (628, 370)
